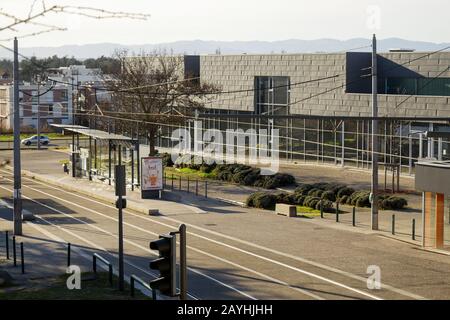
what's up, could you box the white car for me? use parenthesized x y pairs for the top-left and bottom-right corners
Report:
(21, 135), (50, 146)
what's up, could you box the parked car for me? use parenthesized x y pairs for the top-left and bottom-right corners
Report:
(21, 135), (50, 146)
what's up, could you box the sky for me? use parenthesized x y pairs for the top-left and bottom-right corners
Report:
(0, 0), (449, 47)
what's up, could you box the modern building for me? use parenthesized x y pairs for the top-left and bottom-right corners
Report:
(154, 51), (450, 175)
(0, 83), (73, 132)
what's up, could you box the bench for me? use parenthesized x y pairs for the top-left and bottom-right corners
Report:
(275, 203), (297, 217)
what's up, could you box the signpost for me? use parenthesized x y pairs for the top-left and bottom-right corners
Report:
(141, 157), (163, 199)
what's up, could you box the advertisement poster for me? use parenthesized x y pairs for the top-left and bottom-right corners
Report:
(141, 157), (163, 191)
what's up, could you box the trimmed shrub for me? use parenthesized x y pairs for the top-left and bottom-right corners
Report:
(294, 184), (314, 195)
(339, 195), (349, 205)
(380, 196), (408, 210)
(159, 153), (174, 167)
(232, 168), (253, 184)
(245, 192), (278, 210)
(275, 192), (292, 205)
(337, 187), (355, 199)
(292, 194), (307, 206)
(307, 188), (323, 197)
(200, 164), (215, 173)
(304, 196), (321, 209)
(316, 199), (334, 212)
(311, 182), (331, 190)
(253, 173), (295, 189)
(347, 190), (370, 207)
(243, 169), (261, 186)
(321, 190), (336, 202)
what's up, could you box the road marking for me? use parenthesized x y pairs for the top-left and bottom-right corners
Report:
(0, 184), (254, 300)
(4, 171), (424, 299)
(3, 175), (379, 300)
(0, 200), (162, 299)
(1, 181), (315, 300)
(1, 172), (382, 300)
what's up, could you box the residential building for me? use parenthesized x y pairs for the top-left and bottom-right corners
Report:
(0, 83), (73, 132)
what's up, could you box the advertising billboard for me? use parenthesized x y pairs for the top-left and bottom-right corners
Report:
(141, 157), (163, 191)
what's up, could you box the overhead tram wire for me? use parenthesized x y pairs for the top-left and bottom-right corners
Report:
(190, 44), (450, 109)
(0, 43), (202, 93)
(0, 42), (378, 99)
(0, 43), (344, 98)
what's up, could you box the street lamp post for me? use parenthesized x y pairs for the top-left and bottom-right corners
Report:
(36, 75), (41, 150)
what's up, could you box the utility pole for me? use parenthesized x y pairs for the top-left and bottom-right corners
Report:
(115, 145), (126, 291)
(371, 34), (379, 230)
(36, 75), (41, 150)
(13, 37), (22, 235)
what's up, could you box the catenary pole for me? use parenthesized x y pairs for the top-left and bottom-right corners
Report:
(371, 34), (379, 230)
(37, 75), (41, 149)
(13, 37), (22, 235)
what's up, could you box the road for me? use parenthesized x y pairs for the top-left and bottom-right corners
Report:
(1, 164), (450, 300)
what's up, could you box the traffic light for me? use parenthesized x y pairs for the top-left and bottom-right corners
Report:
(149, 234), (176, 297)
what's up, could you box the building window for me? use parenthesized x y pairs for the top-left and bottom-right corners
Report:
(254, 76), (290, 115)
(385, 77), (450, 96)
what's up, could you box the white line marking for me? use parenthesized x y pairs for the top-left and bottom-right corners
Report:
(0, 184), (253, 300)
(5, 173), (388, 300)
(6, 171), (425, 299)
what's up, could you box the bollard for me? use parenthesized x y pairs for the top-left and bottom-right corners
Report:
(187, 177), (190, 193)
(352, 207), (356, 227)
(179, 176), (181, 190)
(13, 236), (16, 266)
(320, 201), (323, 219)
(195, 180), (199, 196)
(205, 180), (208, 198)
(164, 172), (167, 189)
(335, 202), (339, 222)
(5, 231), (9, 260)
(412, 219), (416, 240)
(20, 242), (24, 274)
(67, 243), (71, 267)
(171, 174), (174, 190)
(93, 255), (97, 273)
(392, 214), (396, 235)
(108, 264), (113, 287)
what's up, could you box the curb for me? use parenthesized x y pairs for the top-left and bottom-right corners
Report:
(5, 165), (209, 217)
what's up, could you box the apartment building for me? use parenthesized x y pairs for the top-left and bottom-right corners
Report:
(0, 83), (73, 132)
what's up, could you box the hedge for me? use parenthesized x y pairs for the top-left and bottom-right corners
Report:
(246, 192), (335, 212)
(171, 154), (296, 189)
(293, 183), (407, 210)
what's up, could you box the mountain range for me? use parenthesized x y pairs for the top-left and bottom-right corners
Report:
(1, 38), (449, 59)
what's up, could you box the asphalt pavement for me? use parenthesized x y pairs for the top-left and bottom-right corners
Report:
(0, 149), (450, 300)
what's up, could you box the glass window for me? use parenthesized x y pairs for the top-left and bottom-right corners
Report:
(255, 76), (290, 114)
(385, 77), (450, 96)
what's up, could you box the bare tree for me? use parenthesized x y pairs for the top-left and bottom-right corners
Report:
(105, 50), (219, 156)
(0, 1), (150, 41)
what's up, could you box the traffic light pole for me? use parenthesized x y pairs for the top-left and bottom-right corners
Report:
(13, 37), (22, 236)
(171, 224), (187, 300)
(116, 145), (125, 291)
(179, 224), (187, 300)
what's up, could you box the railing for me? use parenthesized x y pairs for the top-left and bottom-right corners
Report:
(92, 253), (113, 286)
(130, 274), (157, 300)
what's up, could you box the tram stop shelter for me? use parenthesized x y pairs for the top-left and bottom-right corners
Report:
(50, 124), (140, 190)
(416, 160), (450, 250)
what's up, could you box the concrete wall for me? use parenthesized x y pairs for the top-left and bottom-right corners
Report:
(199, 52), (450, 117)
